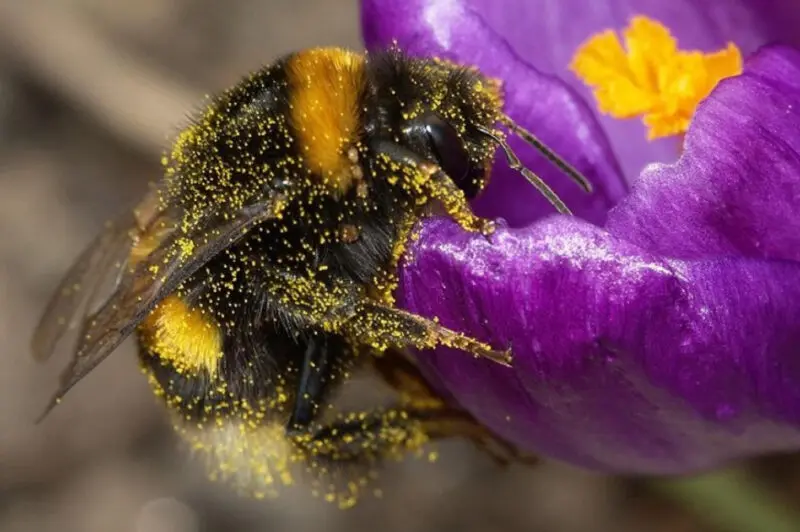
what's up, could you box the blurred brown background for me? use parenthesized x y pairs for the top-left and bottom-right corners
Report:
(1, 2), (799, 532)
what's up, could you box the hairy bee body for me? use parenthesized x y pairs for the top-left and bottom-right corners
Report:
(130, 47), (509, 504)
(137, 47), (493, 398)
(33, 45), (584, 508)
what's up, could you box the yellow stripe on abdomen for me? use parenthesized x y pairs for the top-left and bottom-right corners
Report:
(139, 295), (223, 376)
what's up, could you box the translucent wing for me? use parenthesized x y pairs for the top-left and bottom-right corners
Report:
(34, 192), (283, 421)
(30, 212), (138, 363)
(31, 186), (165, 363)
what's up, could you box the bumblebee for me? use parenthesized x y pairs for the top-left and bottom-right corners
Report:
(31, 46), (590, 507)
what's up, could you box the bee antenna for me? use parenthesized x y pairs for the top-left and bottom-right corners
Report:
(495, 114), (593, 194)
(476, 125), (573, 215)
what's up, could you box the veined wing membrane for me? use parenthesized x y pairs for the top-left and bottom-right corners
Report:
(36, 195), (282, 421)
(31, 187), (166, 363)
(30, 212), (139, 362)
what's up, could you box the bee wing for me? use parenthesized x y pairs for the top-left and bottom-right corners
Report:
(30, 187), (165, 363)
(30, 212), (139, 363)
(36, 194), (283, 421)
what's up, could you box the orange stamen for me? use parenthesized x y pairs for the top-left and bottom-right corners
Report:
(569, 16), (742, 140)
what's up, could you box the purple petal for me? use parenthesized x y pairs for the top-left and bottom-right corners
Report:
(362, 0), (800, 180)
(398, 216), (800, 473)
(396, 44), (800, 472)
(362, 0), (627, 227)
(607, 45), (800, 262)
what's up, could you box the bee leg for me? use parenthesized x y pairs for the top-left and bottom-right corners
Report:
(370, 139), (494, 233)
(345, 300), (513, 367)
(287, 334), (338, 431)
(370, 348), (447, 408)
(370, 349), (539, 467)
(300, 404), (537, 469)
(299, 407), (430, 463)
(261, 272), (512, 367)
(413, 408), (540, 468)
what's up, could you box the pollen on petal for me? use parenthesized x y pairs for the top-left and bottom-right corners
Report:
(569, 16), (743, 140)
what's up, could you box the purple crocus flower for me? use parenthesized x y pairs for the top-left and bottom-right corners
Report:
(363, 0), (800, 182)
(362, 0), (800, 474)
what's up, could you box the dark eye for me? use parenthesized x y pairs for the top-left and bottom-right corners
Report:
(423, 116), (478, 197)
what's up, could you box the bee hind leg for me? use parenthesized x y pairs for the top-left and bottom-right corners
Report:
(370, 348), (539, 468)
(290, 349), (537, 472)
(295, 403), (536, 479)
(283, 351), (536, 508)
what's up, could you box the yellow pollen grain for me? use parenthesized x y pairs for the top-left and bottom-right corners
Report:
(569, 15), (742, 139)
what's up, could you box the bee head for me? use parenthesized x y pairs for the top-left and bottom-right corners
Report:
(364, 49), (504, 200)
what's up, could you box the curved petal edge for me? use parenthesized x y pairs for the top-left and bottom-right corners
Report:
(398, 216), (800, 473)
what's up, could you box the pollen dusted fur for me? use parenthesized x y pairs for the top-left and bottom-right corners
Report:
(32, 46), (540, 510)
(133, 46), (521, 506)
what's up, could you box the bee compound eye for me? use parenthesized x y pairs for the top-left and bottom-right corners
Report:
(423, 116), (479, 198)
